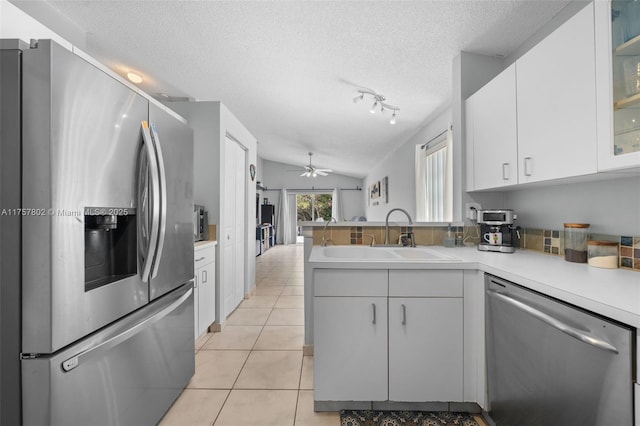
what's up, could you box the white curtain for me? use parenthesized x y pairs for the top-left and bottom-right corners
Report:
(416, 127), (453, 222)
(276, 188), (294, 244)
(415, 145), (427, 221)
(331, 188), (343, 222)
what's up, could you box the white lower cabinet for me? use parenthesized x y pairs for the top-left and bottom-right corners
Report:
(194, 242), (216, 338)
(314, 296), (388, 401)
(314, 268), (464, 403)
(388, 297), (463, 402)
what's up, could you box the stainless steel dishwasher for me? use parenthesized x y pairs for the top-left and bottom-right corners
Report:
(485, 274), (635, 426)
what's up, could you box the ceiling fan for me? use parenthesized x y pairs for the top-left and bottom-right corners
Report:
(296, 152), (333, 177)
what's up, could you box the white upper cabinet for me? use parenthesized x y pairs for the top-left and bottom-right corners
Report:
(516, 3), (598, 184)
(466, 63), (518, 190)
(595, 1), (640, 172)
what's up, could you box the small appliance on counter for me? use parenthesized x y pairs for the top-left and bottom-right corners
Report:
(477, 209), (520, 253)
(194, 204), (209, 241)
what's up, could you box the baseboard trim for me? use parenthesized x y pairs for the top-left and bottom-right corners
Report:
(314, 400), (482, 414)
(314, 401), (371, 412)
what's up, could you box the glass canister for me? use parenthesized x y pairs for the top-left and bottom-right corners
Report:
(587, 241), (619, 269)
(563, 223), (590, 263)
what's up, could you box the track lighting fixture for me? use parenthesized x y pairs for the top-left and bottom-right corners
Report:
(353, 89), (399, 124)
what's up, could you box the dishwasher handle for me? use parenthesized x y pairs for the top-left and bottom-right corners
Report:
(487, 290), (619, 354)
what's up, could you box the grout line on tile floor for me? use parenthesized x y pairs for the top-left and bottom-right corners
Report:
(190, 246), (310, 425)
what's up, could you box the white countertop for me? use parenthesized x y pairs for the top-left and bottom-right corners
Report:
(309, 245), (640, 328)
(299, 221), (464, 227)
(195, 240), (217, 248)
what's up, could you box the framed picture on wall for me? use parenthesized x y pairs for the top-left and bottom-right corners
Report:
(370, 181), (380, 199)
(381, 176), (388, 204)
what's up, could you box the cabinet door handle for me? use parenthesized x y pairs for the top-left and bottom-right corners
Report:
(194, 275), (198, 288)
(202, 270), (207, 284)
(371, 303), (376, 325)
(195, 256), (206, 262)
(502, 163), (509, 180)
(524, 157), (533, 176)
(401, 304), (407, 325)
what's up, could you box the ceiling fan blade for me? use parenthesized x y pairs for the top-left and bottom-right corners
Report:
(301, 171), (310, 177)
(315, 170), (329, 176)
(316, 168), (332, 173)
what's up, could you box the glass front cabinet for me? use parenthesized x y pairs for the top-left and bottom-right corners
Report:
(596, 1), (640, 171)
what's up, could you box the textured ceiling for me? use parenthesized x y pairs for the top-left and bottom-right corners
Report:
(13, 0), (571, 178)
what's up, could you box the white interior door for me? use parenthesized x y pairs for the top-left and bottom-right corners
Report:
(233, 139), (246, 308)
(223, 136), (246, 317)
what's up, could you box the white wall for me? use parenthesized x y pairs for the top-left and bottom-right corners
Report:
(363, 108), (451, 222)
(170, 101), (259, 319)
(260, 158), (365, 222)
(363, 51), (509, 224)
(169, 102), (221, 219)
(0, 0), (77, 49)
(502, 176), (640, 236)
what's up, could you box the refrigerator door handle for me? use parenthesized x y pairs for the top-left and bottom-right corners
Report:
(138, 121), (161, 283)
(61, 286), (193, 372)
(149, 123), (167, 280)
(487, 290), (619, 354)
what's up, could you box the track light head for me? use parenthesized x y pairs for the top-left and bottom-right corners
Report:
(353, 89), (400, 124)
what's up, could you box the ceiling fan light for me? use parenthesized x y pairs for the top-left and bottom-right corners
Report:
(353, 93), (364, 103)
(370, 101), (378, 114)
(390, 111), (397, 125)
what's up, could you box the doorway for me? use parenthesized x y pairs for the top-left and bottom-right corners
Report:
(223, 135), (247, 317)
(295, 192), (333, 243)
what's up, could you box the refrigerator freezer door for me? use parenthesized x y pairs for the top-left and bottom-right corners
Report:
(148, 104), (194, 300)
(22, 284), (195, 426)
(0, 41), (26, 426)
(21, 40), (149, 354)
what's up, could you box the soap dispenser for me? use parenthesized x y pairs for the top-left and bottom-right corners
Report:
(444, 224), (455, 248)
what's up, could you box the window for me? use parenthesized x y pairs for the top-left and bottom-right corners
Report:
(296, 193), (333, 222)
(415, 128), (453, 222)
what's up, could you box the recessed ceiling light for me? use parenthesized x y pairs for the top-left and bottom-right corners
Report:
(126, 71), (143, 84)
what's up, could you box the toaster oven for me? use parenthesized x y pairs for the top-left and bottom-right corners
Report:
(194, 205), (208, 242)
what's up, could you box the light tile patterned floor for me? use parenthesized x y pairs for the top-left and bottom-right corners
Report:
(159, 243), (340, 426)
(159, 243), (488, 426)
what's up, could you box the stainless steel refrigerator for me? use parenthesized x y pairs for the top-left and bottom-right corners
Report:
(1, 39), (195, 425)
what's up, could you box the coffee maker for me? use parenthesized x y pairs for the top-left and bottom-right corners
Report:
(477, 209), (520, 253)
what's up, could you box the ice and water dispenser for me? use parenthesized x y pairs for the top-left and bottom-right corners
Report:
(84, 208), (137, 291)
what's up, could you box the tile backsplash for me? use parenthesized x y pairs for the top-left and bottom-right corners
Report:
(620, 236), (640, 270)
(522, 228), (639, 272)
(314, 225), (467, 247)
(312, 225), (639, 272)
